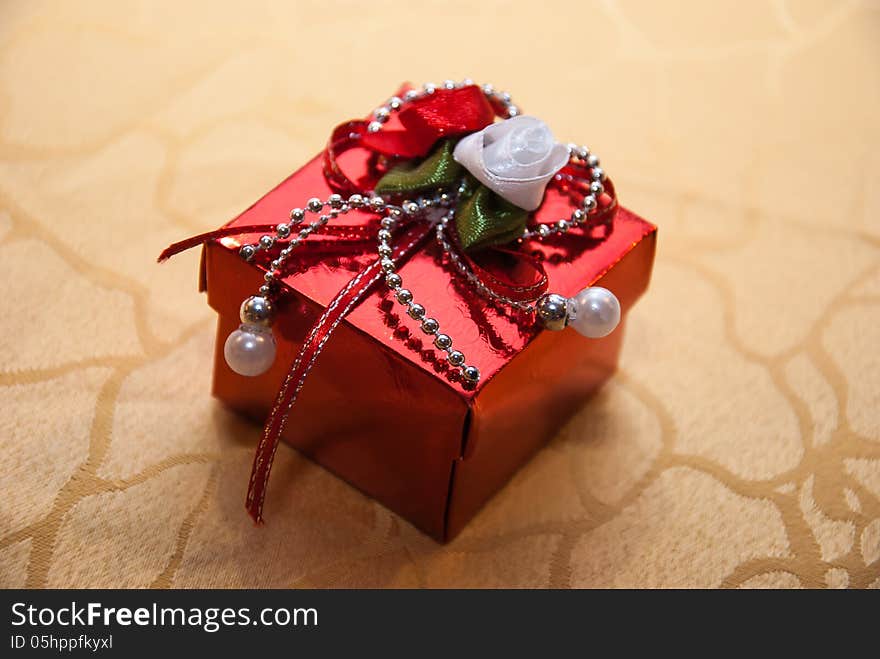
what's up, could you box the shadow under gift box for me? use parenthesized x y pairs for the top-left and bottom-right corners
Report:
(200, 112), (656, 542)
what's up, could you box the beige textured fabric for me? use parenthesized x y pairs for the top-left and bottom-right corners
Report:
(1, 0), (878, 589)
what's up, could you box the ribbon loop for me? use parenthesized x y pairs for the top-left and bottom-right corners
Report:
(361, 85), (495, 158)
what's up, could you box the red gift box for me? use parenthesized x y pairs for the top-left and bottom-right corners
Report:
(196, 87), (657, 541)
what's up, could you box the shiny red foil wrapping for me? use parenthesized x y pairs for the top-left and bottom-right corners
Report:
(201, 93), (657, 541)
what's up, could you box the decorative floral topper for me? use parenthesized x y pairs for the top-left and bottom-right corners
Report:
(374, 116), (569, 252)
(452, 116), (570, 212)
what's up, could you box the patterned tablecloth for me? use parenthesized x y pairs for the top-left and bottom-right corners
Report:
(1, 0), (878, 588)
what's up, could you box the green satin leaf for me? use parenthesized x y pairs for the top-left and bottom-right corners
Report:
(374, 140), (528, 251)
(455, 182), (528, 251)
(374, 139), (463, 195)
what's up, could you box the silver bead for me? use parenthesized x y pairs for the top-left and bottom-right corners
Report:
(537, 224), (551, 238)
(259, 235), (274, 249)
(590, 181), (604, 196)
(380, 257), (395, 272)
(259, 285), (271, 297)
(276, 223), (291, 238)
(591, 167), (605, 181)
(556, 220), (570, 233)
(239, 245), (256, 261)
(378, 244), (393, 258)
(443, 79), (456, 90)
(447, 350), (465, 366)
(377, 229), (392, 243)
(404, 90), (419, 102)
(290, 208), (305, 223)
(571, 209), (585, 224)
(507, 105), (519, 117)
(577, 146), (590, 160)
(380, 217), (395, 229)
(421, 318), (439, 334)
(385, 273), (402, 288)
(403, 201), (419, 215)
(328, 193), (344, 209)
(388, 96), (402, 110)
(407, 303), (426, 320)
(396, 288), (412, 304)
(583, 195), (597, 211)
(463, 365), (480, 382)
(374, 107), (390, 121)
(369, 196), (385, 212)
(535, 293), (571, 331)
(434, 334), (452, 350)
(240, 295), (274, 326)
(348, 194), (364, 208)
(423, 82), (436, 94)
(587, 154), (600, 168)
(367, 121), (382, 133)
(307, 198), (323, 213)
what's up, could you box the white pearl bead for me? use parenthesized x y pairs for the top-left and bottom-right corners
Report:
(224, 324), (276, 376)
(569, 287), (620, 338)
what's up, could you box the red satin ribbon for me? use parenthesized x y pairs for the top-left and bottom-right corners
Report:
(323, 86), (495, 196)
(246, 222), (433, 523)
(160, 88), (617, 525)
(362, 85), (495, 158)
(158, 223), (376, 263)
(448, 227), (548, 302)
(323, 120), (371, 196)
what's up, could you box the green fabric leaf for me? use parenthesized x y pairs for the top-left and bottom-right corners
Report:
(374, 139), (529, 252)
(374, 139), (463, 195)
(455, 181), (528, 251)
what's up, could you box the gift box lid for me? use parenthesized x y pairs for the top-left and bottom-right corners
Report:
(201, 90), (656, 400)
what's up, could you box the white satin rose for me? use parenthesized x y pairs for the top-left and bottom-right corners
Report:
(453, 115), (570, 211)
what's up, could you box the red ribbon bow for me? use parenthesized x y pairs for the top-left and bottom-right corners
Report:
(363, 85), (496, 158)
(159, 86), (615, 524)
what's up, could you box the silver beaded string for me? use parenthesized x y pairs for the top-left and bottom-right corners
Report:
(364, 81), (611, 380)
(375, 202), (481, 384)
(231, 80), (612, 384)
(238, 193), (382, 297)
(521, 151), (606, 239)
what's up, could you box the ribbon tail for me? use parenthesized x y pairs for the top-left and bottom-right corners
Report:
(158, 223), (381, 262)
(157, 224), (279, 262)
(245, 221), (433, 524)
